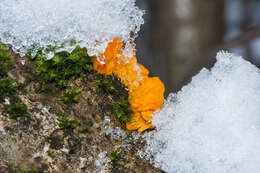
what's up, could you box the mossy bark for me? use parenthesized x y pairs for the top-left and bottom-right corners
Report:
(0, 45), (163, 173)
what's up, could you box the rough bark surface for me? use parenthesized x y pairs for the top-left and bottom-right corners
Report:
(0, 45), (163, 173)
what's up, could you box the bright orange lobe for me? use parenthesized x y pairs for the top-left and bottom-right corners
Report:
(93, 38), (165, 132)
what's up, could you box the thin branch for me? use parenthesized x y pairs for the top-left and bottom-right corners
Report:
(219, 28), (260, 50)
(207, 27), (260, 67)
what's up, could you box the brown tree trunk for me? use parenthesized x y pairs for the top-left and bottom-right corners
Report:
(137, 0), (226, 94)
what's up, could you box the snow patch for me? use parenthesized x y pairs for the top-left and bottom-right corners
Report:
(102, 116), (127, 140)
(145, 52), (260, 173)
(0, 0), (143, 57)
(95, 151), (109, 168)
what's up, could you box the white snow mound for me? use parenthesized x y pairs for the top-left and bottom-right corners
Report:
(0, 0), (143, 57)
(145, 52), (260, 173)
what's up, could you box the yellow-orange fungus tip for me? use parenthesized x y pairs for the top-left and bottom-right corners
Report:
(94, 37), (165, 132)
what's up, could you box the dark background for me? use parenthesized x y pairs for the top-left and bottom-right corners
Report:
(136, 0), (260, 95)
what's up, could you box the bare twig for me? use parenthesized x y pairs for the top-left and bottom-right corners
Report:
(207, 27), (260, 67)
(218, 28), (260, 51)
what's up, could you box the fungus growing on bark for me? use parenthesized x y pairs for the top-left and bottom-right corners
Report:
(94, 38), (165, 132)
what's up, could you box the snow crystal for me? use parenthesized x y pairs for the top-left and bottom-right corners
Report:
(95, 151), (109, 168)
(102, 116), (127, 140)
(0, 0), (144, 57)
(145, 52), (260, 173)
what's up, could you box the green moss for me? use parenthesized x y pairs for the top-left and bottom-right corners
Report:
(45, 45), (59, 54)
(18, 168), (35, 173)
(6, 102), (30, 119)
(0, 77), (18, 101)
(44, 136), (50, 142)
(0, 42), (15, 77)
(58, 88), (80, 103)
(47, 150), (55, 158)
(86, 127), (92, 133)
(25, 52), (32, 60)
(70, 39), (77, 46)
(34, 45), (94, 89)
(68, 140), (82, 155)
(57, 116), (80, 129)
(87, 98), (93, 105)
(109, 150), (121, 168)
(79, 126), (92, 133)
(17, 83), (28, 92)
(28, 76), (34, 82)
(113, 100), (132, 123)
(96, 76), (115, 93)
(0, 42), (18, 100)
(69, 147), (77, 154)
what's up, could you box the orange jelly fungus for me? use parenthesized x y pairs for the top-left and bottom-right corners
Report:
(94, 38), (165, 132)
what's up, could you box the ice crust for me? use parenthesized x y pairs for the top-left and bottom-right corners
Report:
(145, 52), (260, 173)
(0, 0), (143, 57)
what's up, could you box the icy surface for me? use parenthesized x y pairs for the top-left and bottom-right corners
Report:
(145, 52), (260, 173)
(95, 151), (109, 168)
(102, 116), (127, 140)
(0, 0), (143, 57)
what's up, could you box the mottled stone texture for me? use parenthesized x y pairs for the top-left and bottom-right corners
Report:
(0, 45), (163, 173)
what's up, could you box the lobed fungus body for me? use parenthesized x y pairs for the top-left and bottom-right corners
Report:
(94, 38), (165, 132)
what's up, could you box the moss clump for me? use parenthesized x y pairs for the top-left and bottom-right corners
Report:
(57, 116), (80, 129)
(87, 98), (93, 105)
(113, 100), (132, 123)
(96, 76), (115, 93)
(0, 77), (18, 101)
(0, 42), (15, 77)
(70, 39), (77, 46)
(58, 88), (81, 103)
(18, 83), (28, 92)
(18, 169), (35, 173)
(79, 127), (92, 133)
(34, 45), (94, 89)
(109, 150), (121, 168)
(0, 42), (18, 101)
(6, 102), (30, 119)
(0, 42), (30, 121)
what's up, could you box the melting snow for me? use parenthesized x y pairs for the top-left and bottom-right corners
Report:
(0, 0), (143, 57)
(145, 52), (260, 173)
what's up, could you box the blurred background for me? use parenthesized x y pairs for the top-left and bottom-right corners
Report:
(136, 0), (260, 95)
